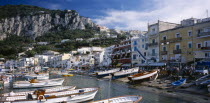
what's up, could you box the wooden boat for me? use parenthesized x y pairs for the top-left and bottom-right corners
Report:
(13, 78), (64, 89)
(195, 74), (210, 85)
(128, 70), (158, 81)
(1, 86), (76, 97)
(0, 87), (99, 103)
(96, 68), (120, 78)
(171, 78), (186, 86)
(89, 95), (142, 103)
(25, 73), (49, 80)
(111, 68), (139, 79)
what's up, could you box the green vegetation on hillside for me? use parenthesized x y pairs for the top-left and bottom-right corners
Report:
(0, 4), (77, 19)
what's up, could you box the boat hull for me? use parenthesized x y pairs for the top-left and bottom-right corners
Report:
(4, 90), (98, 103)
(128, 70), (158, 81)
(13, 79), (64, 89)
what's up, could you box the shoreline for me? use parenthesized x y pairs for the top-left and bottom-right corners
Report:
(99, 75), (210, 103)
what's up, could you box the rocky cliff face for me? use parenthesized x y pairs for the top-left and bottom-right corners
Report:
(0, 11), (97, 40)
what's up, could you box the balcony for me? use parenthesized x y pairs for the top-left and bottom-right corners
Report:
(160, 51), (167, 55)
(173, 49), (182, 54)
(118, 58), (131, 63)
(160, 40), (168, 43)
(201, 47), (210, 50)
(170, 37), (182, 43)
(148, 42), (158, 47)
(197, 32), (210, 38)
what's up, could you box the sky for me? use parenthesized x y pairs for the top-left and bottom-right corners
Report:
(0, 0), (210, 31)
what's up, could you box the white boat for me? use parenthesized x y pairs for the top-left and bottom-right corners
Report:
(13, 78), (64, 88)
(111, 67), (139, 79)
(25, 73), (49, 80)
(208, 84), (210, 92)
(0, 87), (99, 103)
(96, 68), (120, 78)
(89, 95), (142, 103)
(128, 70), (158, 81)
(195, 74), (210, 85)
(2, 86), (76, 97)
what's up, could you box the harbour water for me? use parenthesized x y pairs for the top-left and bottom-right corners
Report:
(0, 74), (191, 103)
(64, 75), (190, 103)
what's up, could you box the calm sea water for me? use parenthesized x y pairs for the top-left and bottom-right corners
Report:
(0, 74), (190, 103)
(63, 75), (190, 103)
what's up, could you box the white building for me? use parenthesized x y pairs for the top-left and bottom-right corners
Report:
(131, 33), (147, 66)
(101, 45), (114, 67)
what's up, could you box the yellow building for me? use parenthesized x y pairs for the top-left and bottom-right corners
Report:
(159, 18), (210, 64)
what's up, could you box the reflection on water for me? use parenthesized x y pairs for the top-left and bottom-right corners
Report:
(0, 74), (190, 103)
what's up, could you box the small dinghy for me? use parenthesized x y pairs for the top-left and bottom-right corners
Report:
(1, 86), (76, 97)
(89, 95), (142, 103)
(171, 78), (186, 86)
(128, 70), (158, 81)
(195, 74), (210, 85)
(0, 87), (99, 103)
(96, 68), (120, 78)
(13, 78), (64, 88)
(111, 67), (139, 79)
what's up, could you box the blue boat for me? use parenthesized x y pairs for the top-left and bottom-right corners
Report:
(171, 78), (186, 86)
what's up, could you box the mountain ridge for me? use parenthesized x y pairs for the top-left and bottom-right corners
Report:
(0, 5), (98, 40)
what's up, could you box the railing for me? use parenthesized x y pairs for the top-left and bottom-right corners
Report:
(197, 32), (210, 37)
(173, 49), (182, 54)
(160, 51), (167, 55)
(161, 37), (182, 44)
(201, 47), (210, 50)
(148, 42), (158, 46)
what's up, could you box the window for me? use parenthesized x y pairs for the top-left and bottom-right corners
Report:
(152, 49), (156, 56)
(163, 36), (167, 40)
(197, 29), (201, 34)
(144, 52), (146, 56)
(205, 53), (210, 57)
(188, 31), (192, 36)
(142, 39), (144, 42)
(142, 45), (144, 48)
(188, 42), (192, 48)
(197, 43), (202, 48)
(133, 55), (137, 60)
(175, 44), (180, 50)
(204, 41), (210, 47)
(152, 39), (155, 43)
(176, 33), (180, 38)
(163, 46), (166, 51)
(133, 41), (137, 45)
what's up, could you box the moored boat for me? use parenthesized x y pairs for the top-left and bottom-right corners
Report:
(195, 74), (210, 85)
(0, 87), (99, 103)
(171, 78), (186, 86)
(111, 67), (139, 79)
(89, 95), (142, 103)
(96, 68), (120, 78)
(61, 73), (74, 77)
(1, 86), (76, 97)
(13, 78), (64, 89)
(25, 73), (49, 80)
(199, 79), (210, 87)
(128, 70), (158, 81)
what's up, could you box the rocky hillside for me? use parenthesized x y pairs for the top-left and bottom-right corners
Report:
(0, 5), (97, 40)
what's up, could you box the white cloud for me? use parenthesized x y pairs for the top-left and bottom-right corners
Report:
(94, 0), (210, 30)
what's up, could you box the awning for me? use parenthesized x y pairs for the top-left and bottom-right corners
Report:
(136, 63), (166, 67)
(121, 63), (131, 67)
